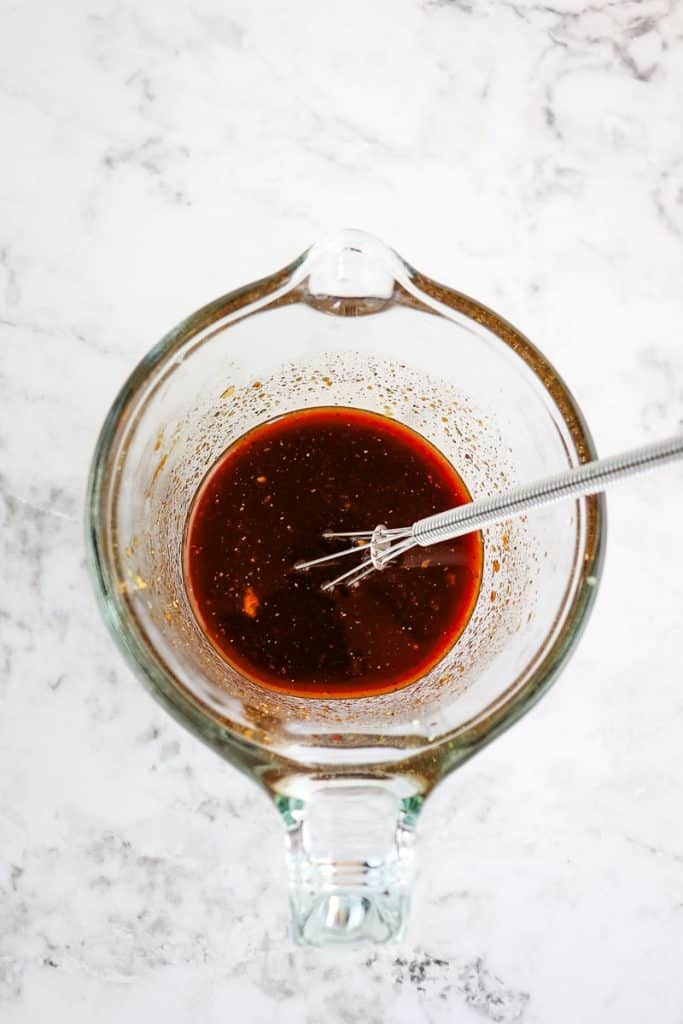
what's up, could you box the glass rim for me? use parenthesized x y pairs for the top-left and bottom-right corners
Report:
(85, 236), (606, 775)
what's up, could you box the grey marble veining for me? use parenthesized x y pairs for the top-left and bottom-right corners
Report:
(1, 0), (683, 1021)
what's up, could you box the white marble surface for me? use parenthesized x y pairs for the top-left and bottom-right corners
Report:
(2, 0), (683, 1020)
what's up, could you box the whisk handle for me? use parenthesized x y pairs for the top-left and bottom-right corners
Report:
(411, 434), (683, 547)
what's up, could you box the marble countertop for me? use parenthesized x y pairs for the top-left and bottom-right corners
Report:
(2, 0), (683, 1020)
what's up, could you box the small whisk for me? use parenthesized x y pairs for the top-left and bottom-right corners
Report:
(295, 433), (683, 591)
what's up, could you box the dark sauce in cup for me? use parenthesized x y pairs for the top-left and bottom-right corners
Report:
(184, 407), (482, 698)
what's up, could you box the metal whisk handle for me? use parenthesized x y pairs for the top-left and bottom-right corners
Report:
(411, 434), (683, 547)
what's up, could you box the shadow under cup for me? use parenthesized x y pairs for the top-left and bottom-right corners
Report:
(87, 231), (604, 946)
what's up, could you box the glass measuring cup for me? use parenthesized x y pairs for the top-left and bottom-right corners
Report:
(86, 230), (605, 946)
